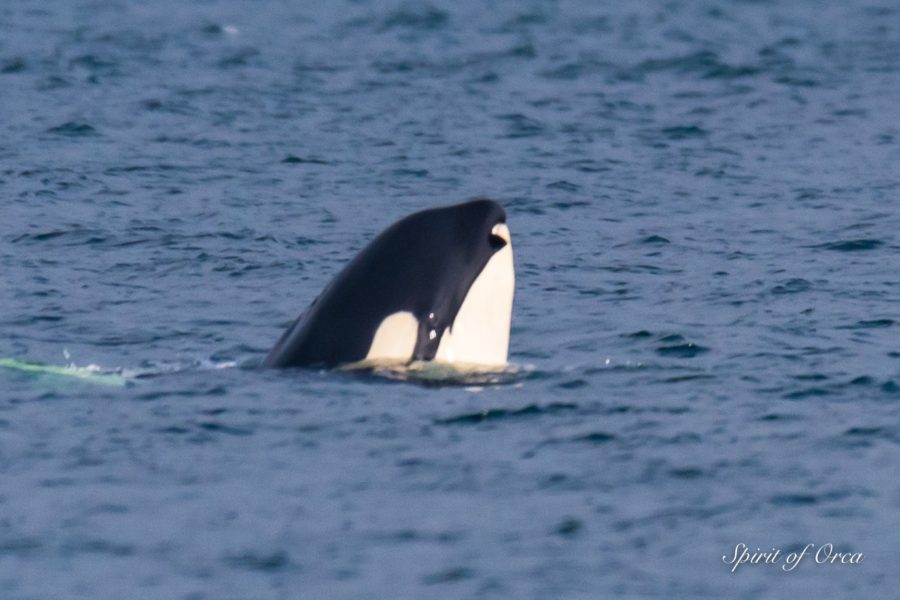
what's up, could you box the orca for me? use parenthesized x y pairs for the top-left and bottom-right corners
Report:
(263, 198), (514, 369)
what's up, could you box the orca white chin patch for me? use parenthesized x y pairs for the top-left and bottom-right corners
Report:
(365, 311), (418, 362)
(435, 238), (514, 366)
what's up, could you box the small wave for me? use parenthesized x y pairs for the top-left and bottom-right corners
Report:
(1, 56), (26, 73)
(770, 493), (818, 507)
(421, 566), (476, 585)
(10, 226), (108, 246)
(659, 125), (707, 140)
(623, 50), (758, 81)
(435, 401), (579, 426)
(771, 278), (811, 295)
(380, 6), (449, 31)
(655, 335), (710, 358)
(281, 154), (330, 165)
(121, 358), (239, 379)
(814, 239), (884, 252)
(641, 235), (670, 245)
(497, 113), (545, 139)
(46, 121), (99, 137)
(200, 22), (240, 37)
(225, 550), (293, 573)
(839, 318), (894, 329)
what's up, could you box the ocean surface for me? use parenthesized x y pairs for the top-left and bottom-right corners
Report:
(2, 0), (900, 598)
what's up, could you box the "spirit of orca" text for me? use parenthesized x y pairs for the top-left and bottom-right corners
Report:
(722, 543), (864, 573)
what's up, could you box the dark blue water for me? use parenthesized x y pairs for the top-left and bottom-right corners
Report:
(3, 1), (900, 598)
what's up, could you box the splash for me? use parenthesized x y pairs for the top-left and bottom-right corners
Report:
(0, 354), (240, 387)
(339, 359), (533, 387)
(0, 358), (128, 387)
(119, 358), (239, 379)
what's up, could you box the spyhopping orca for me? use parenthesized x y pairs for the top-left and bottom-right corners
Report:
(264, 198), (514, 369)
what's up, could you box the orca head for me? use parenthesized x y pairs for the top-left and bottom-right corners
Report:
(367, 198), (515, 367)
(427, 200), (514, 367)
(264, 198), (515, 369)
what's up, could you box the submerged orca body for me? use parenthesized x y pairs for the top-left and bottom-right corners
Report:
(264, 198), (515, 369)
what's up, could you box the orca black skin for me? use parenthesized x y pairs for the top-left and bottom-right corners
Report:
(264, 198), (510, 368)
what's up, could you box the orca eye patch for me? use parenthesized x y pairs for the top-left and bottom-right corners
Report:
(489, 223), (510, 249)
